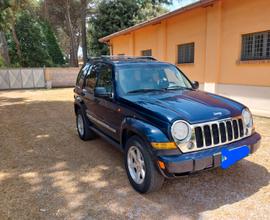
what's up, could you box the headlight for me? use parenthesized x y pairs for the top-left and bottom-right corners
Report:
(171, 121), (191, 141)
(242, 108), (253, 128)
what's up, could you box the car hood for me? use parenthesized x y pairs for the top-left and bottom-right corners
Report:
(120, 89), (244, 124)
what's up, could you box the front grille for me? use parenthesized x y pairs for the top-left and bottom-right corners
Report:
(194, 117), (245, 149)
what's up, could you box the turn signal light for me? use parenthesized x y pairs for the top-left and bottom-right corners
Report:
(158, 161), (166, 169)
(151, 142), (177, 150)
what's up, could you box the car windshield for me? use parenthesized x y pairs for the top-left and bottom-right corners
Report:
(115, 63), (193, 95)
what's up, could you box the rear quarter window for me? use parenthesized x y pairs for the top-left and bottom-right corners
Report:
(76, 63), (91, 85)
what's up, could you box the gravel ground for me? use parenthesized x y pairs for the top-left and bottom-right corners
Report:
(0, 88), (269, 220)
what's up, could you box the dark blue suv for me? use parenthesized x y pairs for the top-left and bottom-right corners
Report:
(74, 56), (261, 193)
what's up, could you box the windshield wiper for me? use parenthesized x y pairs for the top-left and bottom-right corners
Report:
(127, 88), (165, 94)
(166, 86), (192, 90)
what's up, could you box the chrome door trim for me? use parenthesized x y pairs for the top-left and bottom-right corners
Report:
(86, 113), (116, 133)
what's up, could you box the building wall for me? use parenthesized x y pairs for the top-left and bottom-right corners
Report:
(134, 25), (158, 57)
(166, 7), (207, 83)
(219, 0), (270, 86)
(109, 0), (270, 116)
(111, 35), (130, 55)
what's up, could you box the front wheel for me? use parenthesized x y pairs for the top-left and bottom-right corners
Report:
(124, 136), (164, 193)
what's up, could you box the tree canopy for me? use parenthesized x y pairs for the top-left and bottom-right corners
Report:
(0, 0), (173, 67)
(88, 0), (170, 56)
(0, 0), (65, 67)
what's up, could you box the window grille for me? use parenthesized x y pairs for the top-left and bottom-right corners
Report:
(177, 43), (195, 64)
(241, 31), (270, 60)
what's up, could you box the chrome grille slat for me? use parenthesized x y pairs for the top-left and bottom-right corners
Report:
(218, 122), (222, 143)
(237, 119), (241, 139)
(191, 116), (247, 151)
(201, 126), (206, 147)
(229, 120), (233, 141)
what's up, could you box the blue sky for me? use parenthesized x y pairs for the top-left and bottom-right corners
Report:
(168, 0), (198, 10)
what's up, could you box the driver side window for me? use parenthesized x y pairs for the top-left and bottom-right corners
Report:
(96, 64), (113, 93)
(85, 64), (99, 92)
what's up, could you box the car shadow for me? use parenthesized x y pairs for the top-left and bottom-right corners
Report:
(143, 159), (269, 218)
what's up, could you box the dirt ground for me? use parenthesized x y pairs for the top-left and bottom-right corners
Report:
(0, 88), (269, 220)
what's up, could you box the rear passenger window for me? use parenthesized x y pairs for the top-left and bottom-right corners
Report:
(85, 64), (98, 91)
(76, 63), (91, 85)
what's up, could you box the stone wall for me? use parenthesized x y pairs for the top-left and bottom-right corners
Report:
(44, 67), (80, 88)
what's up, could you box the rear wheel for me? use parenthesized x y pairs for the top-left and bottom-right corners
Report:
(124, 136), (164, 193)
(76, 109), (95, 141)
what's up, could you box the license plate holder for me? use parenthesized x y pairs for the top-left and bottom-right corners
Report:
(221, 146), (250, 169)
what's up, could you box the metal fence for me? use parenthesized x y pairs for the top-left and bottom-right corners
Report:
(0, 68), (45, 90)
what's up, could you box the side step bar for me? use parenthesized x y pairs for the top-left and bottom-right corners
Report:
(89, 126), (124, 153)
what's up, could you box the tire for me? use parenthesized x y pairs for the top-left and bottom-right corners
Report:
(76, 109), (95, 141)
(124, 135), (164, 193)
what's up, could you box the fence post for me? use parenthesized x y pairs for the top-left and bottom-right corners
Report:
(44, 66), (52, 89)
(20, 67), (23, 89)
(7, 69), (11, 89)
(32, 68), (35, 88)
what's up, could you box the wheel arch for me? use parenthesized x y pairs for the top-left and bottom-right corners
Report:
(120, 117), (171, 150)
(74, 100), (86, 115)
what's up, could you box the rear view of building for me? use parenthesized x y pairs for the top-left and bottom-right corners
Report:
(99, 0), (270, 117)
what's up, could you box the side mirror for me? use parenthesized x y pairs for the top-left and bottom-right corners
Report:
(94, 87), (111, 98)
(192, 81), (199, 90)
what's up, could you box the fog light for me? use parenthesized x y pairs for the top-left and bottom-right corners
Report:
(187, 141), (194, 150)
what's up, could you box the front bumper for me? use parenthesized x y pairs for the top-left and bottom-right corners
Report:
(158, 132), (261, 177)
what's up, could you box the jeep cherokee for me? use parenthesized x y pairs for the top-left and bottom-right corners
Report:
(74, 56), (261, 193)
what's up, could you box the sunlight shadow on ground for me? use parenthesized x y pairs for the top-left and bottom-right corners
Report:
(0, 90), (269, 219)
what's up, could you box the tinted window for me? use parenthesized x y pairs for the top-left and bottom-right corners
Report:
(76, 63), (91, 85)
(85, 64), (98, 91)
(116, 63), (192, 95)
(96, 64), (113, 93)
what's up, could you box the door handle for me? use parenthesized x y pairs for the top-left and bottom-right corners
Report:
(81, 89), (87, 96)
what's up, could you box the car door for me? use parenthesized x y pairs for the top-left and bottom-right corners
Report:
(82, 63), (99, 124)
(74, 63), (91, 96)
(93, 63), (122, 141)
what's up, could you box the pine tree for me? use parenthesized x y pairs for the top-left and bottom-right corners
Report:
(42, 21), (65, 65)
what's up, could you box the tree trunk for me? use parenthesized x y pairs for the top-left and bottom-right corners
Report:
(81, 0), (88, 64)
(43, 0), (49, 21)
(11, 24), (22, 59)
(0, 31), (10, 65)
(65, 0), (78, 67)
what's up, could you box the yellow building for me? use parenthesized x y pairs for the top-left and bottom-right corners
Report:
(99, 0), (270, 117)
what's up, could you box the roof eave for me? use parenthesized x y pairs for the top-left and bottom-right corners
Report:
(99, 0), (217, 43)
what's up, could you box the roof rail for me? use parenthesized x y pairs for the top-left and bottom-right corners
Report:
(102, 55), (157, 61)
(87, 55), (158, 62)
(134, 56), (157, 61)
(87, 57), (101, 62)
